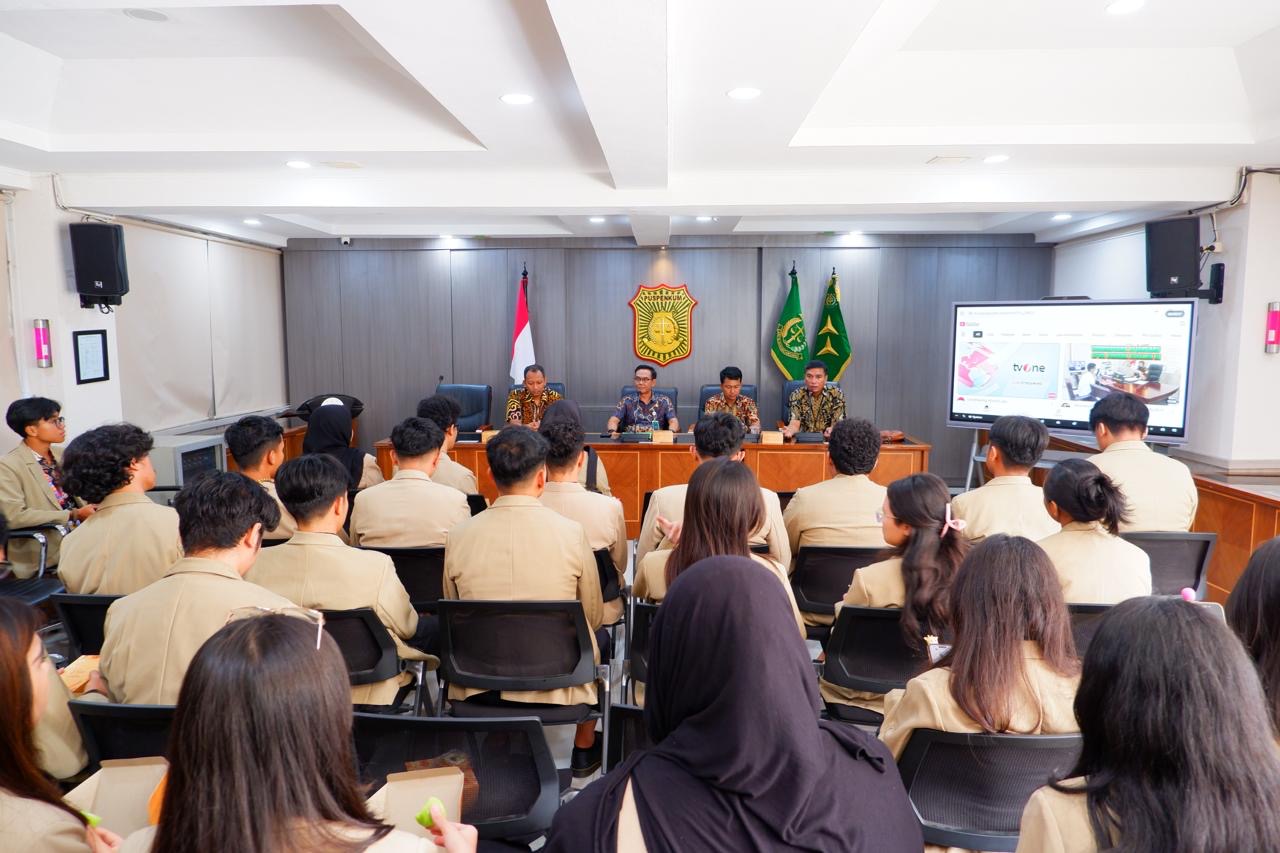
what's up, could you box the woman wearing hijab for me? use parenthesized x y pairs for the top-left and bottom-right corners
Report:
(545, 556), (922, 853)
(540, 399), (610, 496)
(301, 401), (383, 490)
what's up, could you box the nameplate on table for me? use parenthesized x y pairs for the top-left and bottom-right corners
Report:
(760, 431), (784, 445)
(650, 430), (674, 445)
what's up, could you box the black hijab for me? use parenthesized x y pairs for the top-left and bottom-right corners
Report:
(300, 403), (365, 489)
(546, 557), (922, 852)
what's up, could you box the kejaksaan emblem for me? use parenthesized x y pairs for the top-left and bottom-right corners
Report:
(630, 284), (697, 366)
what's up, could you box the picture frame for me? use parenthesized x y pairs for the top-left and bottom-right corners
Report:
(72, 329), (110, 384)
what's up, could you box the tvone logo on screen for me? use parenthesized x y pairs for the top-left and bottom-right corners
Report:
(1012, 363), (1046, 374)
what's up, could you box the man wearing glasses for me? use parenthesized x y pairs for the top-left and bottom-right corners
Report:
(606, 364), (679, 435)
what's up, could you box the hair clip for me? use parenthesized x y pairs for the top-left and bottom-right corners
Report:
(941, 503), (967, 538)
(1180, 587), (1196, 602)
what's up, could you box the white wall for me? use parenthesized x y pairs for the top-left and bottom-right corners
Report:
(1051, 227), (1147, 299)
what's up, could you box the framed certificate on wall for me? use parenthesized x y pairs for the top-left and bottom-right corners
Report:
(73, 329), (110, 384)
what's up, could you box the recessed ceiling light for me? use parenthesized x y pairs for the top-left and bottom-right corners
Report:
(696, 216), (713, 223)
(983, 154), (1010, 164)
(285, 160), (311, 169)
(242, 218), (261, 226)
(726, 87), (761, 101)
(500, 93), (535, 106)
(1106, 0), (1144, 13)
(1052, 213), (1073, 221)
(123, 8), (168, 22)
(589, 216), (606, 224)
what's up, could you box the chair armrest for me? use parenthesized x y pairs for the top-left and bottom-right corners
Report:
(8, 529), (52, 578)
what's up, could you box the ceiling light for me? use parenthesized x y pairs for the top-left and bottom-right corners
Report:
(696, 216), (713, 223)
(589, 216), (606, 224)
(983, 154), (1010, 164)
(500, 93), (535, 106)
(1052, 213), (1073, 221)
(123, 8), (168, 22)
(1106, 0), (1144, 13)
(726, 87), (761, 101)
(242, 218), (261, 226)
(285, 160), (311, 169)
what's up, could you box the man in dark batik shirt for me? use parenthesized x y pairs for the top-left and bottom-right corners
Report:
(783, 360), (846, 439)
(607, 365), (679, 434)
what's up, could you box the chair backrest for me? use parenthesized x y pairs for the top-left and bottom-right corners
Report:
(292, 393), (364, 420)
(352, 712), (559, 841)
(51, 593), (122, 657)
(897, 729), (1083, 851)
(790, 547), (885, 615)
(436, 600), (595, 692)
(466, 494), (487, 516)
(69, 699), (175, 768)
(436, 384), (493, 432)
(777, 490), (795, 512)
(1067, 603), (1111, 657)
(507, 382), (567, 399)
(593, 548), (620, 603)
(641, 490), (654, 524)
(1119, 531), (1216, 595)
(696, 384), (758, 415)
(619, 386), (679, 411)
(823, 606), (930, 694)
(320, 608), (401, 686)
(606, 703), (651, 770)
(261, 538), (288, 548)
(781, 380), (839, 423)
(361, 547), (446, 613)
(628, 602), (660, 685)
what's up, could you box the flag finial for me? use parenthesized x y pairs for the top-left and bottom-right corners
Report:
(789, 261), (796, 275)
(522, 262), (528, 278)
(832, 266), (837, 277)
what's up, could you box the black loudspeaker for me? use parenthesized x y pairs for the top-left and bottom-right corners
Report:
(69, 223), (129, 309)
(1145, 217), (1199, 296)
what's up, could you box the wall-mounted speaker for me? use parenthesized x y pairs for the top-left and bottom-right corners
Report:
(69, 223), (129, 309)
(1145, 217), (1199, 297)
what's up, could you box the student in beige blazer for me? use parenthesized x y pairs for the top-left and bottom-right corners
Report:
(58, 424), (181, 595)
(418, 395), (480, 495)
(783, 417), (888, 562)
(248, 454), (432, 705)
(879, 535), (1080, 760)
(0, 397), (95, 577)
(97, 472), (292, 705)
(820, 473), (967, 715)
(351, 417), (470, 548)
(636, 413), (789, 567)
(952, 415), (1060, 542)
(1085, 392), (1197, 532)
(224, 414), (298, 540)
(538, 418), (628, 624)
(443, 427), (604, 776)
(1038, 459), (1152, 604)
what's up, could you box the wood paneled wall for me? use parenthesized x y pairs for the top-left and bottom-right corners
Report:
(283, 236), (1051, 482)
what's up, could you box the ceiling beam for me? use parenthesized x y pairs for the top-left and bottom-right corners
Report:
(630, 214), (671, 246)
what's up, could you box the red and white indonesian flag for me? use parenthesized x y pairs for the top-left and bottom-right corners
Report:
(509, 266), (535, 384)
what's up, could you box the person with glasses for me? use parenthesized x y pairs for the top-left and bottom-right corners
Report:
(0, 397), (95, 579)
(95, 472), (292, 705)
(606, 364), (678, 435)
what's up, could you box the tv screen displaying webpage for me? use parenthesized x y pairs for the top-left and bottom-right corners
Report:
(949, 299), (1197, 442)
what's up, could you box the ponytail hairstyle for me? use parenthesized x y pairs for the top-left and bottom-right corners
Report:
(885, 473), (968, 647)
(1043, 458), (1130, 535)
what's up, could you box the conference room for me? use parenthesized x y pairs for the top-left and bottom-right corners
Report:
(1, 2), (1280, 852)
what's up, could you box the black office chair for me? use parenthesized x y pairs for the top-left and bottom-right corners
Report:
(1119, 531), (1216, 596)
(605, 703), (651, 771)
(1067, 603), (1110, 656)
(790, 547), (884, 642)
(777, 490), (796, 512)
(0, 526), (64, 607)
(619, 385), (679, 413)
(352, 712), (559, 842)
(696, 383), (757, 416)
(781, 379), (840, 423)
(507, 382), (567, 400)
(289, 393), (365, 421)
(360, 547), (445, 614)
(261, 537), (288, 548)
(69, 699), (175, 769)
(436, 384), (492, 432)
(51, 593), (121, 658)
(322, 608), (422, 712)
(821, 606), (931, 726)
(466, 494), (487, 516)
(625, 601), (659, 705)
(897, 729), (1083, 852)
(594, 548), (621, 604)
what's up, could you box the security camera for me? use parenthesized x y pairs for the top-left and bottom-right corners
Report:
(339, 237), (352, 246)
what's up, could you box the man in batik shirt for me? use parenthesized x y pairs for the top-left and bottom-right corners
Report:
(701, 365), (760, 434)
(783, 360), (846, 439)
(505, 364), (562, 429)
(607, 365), (679, 434)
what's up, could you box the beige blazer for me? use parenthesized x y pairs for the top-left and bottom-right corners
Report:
(431, 452), (479, 495)
(783, 473), (887, 560)
(879, 642), (1081, 759)
(247, 531), (429, 704)
(0, 443), (75, 577)
(951, 476), (1060, 542)
(121, 824), (432, 852)
(443, 495), (602, 706)
(634, 549), (806, 638)
(539, 480), (628, 624)
(819, 556), (906, 714)
(636, 482), (790, 568)
(1087, 440), (1197, 532)
(1037, 521), (1152, 604)
(1016, 778), (1096, 853)
(259, 478), (298, 540)
(34, 665), (105, 779)
(100, 557), (293, 704)
(350, 469), (470, 549)
(57, 492), (182, 595)
(357, 454), (384, 490)
(0, 789), (94, 853)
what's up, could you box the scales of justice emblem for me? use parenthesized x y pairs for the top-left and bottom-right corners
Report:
(629, 284), (698, 366)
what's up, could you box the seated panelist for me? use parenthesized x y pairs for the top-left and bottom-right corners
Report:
(701, 365), (760, 433)
(783, 360), (846, 438)
(606, 364), (678, 434)
(505, 363), (562, 429)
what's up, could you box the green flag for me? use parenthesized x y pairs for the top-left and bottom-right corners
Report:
(813, 270), (852, 380)
(771, 268), (810, 380)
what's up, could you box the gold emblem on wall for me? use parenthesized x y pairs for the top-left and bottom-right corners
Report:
(630, 283), (697, 366)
